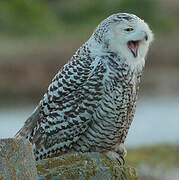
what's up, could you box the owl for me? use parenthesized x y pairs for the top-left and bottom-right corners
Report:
(15, 13), (153, 163)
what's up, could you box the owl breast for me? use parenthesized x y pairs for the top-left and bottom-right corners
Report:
(72, 55), (141, 153)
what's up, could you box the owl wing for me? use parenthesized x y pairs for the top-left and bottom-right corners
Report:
(30, 54), (105, 158)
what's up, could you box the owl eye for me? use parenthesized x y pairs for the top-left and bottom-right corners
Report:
(125, 28), (134, 32)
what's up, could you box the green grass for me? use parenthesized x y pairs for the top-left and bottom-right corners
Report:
(1, 0), (179, 37)
(126, 144), (179, 168)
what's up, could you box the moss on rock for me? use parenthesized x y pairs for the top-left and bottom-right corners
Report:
(37, 152), (138, 180)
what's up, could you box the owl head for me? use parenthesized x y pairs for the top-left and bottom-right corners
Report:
(89, 13), (153, 70)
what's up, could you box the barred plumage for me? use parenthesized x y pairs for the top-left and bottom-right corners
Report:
(15, 13), (153, 162)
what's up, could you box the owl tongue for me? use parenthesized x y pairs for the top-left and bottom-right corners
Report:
(128, 40), (139, 57)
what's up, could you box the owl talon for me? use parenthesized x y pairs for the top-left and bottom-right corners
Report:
(105, 143), (127, 165)
(105, 150), (125, 166)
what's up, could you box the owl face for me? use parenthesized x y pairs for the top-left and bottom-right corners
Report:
(109, 14), (153, 61)
(89, 13), (153, 71)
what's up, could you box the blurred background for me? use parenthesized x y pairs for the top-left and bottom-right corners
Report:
(0, 0), (179, 179)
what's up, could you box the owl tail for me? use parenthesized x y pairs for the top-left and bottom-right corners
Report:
(14, 105), (41, 140)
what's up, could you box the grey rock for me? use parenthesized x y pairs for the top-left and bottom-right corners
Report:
(0, 138), (38, 180)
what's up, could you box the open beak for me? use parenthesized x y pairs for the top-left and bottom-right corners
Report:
(128, 32), (148, 58)
(127, 40), (140, 57)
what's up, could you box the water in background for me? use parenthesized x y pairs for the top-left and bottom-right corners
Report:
(0, 96), (179, 147)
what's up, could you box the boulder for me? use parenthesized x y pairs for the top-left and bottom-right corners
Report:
(0, 138), (37, 180)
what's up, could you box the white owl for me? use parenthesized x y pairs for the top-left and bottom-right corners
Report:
(15, 13), (153, 163)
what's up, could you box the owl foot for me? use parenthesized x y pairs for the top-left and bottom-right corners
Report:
(105, 143), (127, 165)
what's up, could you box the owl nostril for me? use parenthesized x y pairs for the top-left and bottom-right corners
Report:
(144, 33), (148, 41)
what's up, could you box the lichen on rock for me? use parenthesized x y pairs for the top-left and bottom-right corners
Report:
(0, 138), (38, 180)
(37, 152), (138, 180)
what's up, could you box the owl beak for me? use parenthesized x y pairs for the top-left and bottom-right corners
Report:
(127, 40), (139, 57)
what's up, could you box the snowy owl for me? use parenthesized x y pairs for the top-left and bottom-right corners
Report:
(15, 13), (153, 163)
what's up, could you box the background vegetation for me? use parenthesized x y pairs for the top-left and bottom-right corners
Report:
(0, 0), (178, 37)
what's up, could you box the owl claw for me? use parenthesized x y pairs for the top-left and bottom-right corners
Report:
(105, 151), (126, 166)
(105, 143), (127, 165)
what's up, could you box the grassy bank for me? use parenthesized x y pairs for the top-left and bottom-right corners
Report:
(127, 144), (179, 179)
(127, 144), (179, 168)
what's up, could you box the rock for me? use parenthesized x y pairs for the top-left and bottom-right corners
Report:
(0, 138), (138, 179)
(37, 152), (138, 180)
(0, 138), (38, 180)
